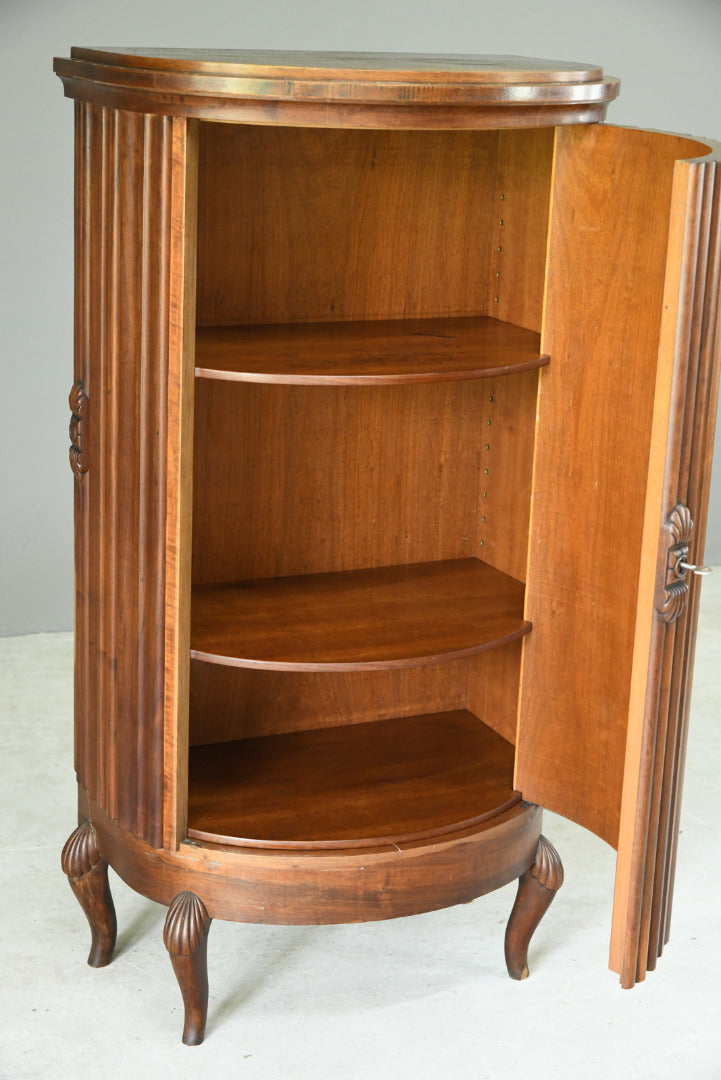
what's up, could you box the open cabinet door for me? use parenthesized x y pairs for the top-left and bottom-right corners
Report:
(515, 124), (721, 985)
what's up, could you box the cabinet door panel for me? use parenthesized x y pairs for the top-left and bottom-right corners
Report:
(611, 146), (721, 985)
(515, 124), (720, 981)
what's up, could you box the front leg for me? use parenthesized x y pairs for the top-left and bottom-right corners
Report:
(61, 820), (117, 967)
(163, 891), (213, 1045)
(504, 834), (563, 980)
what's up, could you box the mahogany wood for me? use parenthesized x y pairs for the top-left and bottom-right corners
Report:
(658, 158), (721, 956)
(163, 892), (212, 1045)
(85, 791), (542, 925)
(55, 47), (721, 1032)
(54, 50), (619, 128)
(187, 710), (519, 849)
(163, 117), (198, 851)
(64, 49), (608, 81)
(194, 317), (547, 385)
(71, 101), (185, 848)
(195, 126), (552, 332)
(515, 125), (711, 848)
(489, 129), (554, 332)
(504, 835), (564, 980)
(188, 659), (469, 744)
(610, 146), (721, 985)
(188, 644), (522, 746)
(190, 559), (529, 670)
(61, 821), (117, 967)
(197, 126), (499, 328)
(470, 370), (540, 583)
(192, 377), (538, 586)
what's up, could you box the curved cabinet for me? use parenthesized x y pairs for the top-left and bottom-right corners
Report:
(54, 49), (720, 1041)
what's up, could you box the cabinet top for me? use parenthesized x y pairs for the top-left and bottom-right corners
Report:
(54, 48), (620, 129)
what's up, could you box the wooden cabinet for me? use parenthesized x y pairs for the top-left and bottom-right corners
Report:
(54, 49), (721, 1044)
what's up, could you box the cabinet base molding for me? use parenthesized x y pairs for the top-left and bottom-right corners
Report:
(77, 791), (541, 923)
(65, 794), (562, 1041)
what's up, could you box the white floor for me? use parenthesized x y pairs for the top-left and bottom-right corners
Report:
(1, 575), (720, 1080)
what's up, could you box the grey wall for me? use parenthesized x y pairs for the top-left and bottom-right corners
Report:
(2, 0), (721, 634)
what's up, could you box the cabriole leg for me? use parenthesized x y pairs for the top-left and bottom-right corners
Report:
(504, 834), (564, 980)
(163, 891), (213, 1046)
(61, 819), (117, 967)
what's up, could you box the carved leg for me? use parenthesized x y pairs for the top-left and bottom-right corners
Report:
(61, 820), (117, 967)
(163, 892), (213, 1045)
(505, 834), (563, 980)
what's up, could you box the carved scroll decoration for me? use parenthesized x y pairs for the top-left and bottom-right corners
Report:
(655, 504), (694, 624)
(69, 378), (89, 478)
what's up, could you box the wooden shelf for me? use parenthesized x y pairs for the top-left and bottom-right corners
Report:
(190, 558), (530, 671)
(194, 317), (549, 385)
(187, 710), (520, 850)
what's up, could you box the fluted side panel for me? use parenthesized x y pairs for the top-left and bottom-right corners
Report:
(73, 102), (178, 847)
(620, 155), (721, 986)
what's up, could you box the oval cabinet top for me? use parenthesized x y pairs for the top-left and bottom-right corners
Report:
(54, 48), (620, 128)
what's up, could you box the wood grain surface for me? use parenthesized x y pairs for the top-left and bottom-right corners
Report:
(188, 646), (522, 746)
(54, 50), (619, 128)
(190, 558), (530, 670)
(85, 788), (541, 925)
(66, 49), (607, 81)
(194, 317), (547, 385)
(515, 124), (710, 849)
(71, 101), (185, 848)
(192, 374), (538, 587)
(610, 143), (721, 986)
(187, 710), (519, 848)
(196, 126), (499, 328)
(56, 48), (720, 1002)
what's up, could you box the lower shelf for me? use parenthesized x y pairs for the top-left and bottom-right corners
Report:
(187, 709), (520, 851)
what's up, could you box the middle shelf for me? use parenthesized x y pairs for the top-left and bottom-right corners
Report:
(194, 315), (549, 385)
(190, 557), (529, 671)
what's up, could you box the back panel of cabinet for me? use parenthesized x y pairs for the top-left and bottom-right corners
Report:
(195, 124), (553, 329)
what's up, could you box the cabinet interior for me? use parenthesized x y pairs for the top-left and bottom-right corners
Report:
(187, 121), (555, 846)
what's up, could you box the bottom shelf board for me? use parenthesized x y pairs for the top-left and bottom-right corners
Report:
(187, 709), (520, 851)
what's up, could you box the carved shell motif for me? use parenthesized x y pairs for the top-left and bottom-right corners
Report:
(68, 378), (89, 479)
(163, 892), (211, 957)
(530, 835), (564, 892)
(656, 504), (694, 624)
(61, 820), (100, 880)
